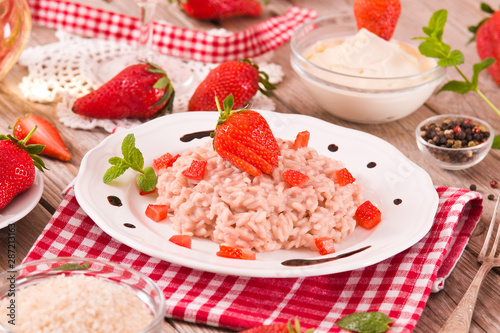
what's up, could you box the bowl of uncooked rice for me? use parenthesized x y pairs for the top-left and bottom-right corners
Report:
(156, 138), (364, 252)
(0, 257), (165, 333)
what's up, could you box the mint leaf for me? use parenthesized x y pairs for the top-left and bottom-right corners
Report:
(136, 167), (157, 192)
(492, 135), (500, 149)
(103, 134), (158, 192)
(426, 9), (447, 40)
(438, 80), (474, 94)
(52, 262), (90, 271)
(437, 49), (464, 67)
(103, 165), (128, 183)
(337, 312), (393, 333)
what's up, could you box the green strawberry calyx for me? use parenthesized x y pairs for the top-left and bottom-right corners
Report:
(240, 58), (276, 96)
(468, 2), (497, 42)
(0, 126), (47, 172)
(145, 62), (175, 117)
(213, 94), (245, 128)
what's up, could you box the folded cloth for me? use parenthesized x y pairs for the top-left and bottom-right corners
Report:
(23, 186), (482, 332)
(27, 0), (318, 63)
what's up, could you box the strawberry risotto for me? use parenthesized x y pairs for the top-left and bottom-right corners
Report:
(155, 138), (363, 252)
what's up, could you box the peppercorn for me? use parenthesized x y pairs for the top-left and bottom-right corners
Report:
(491, 180), (498, 188)
(488, 194), (495, 201)
(470, 184), (477, 191)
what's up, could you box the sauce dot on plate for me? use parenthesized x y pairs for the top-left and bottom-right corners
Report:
(393, 198), (402, 205)
(107, 195), (122, 207)
(328, 144), (338, 152)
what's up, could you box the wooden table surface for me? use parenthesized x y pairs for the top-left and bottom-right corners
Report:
(1, 0), (500, 332)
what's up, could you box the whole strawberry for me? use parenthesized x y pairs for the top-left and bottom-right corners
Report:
(188, 59), (275, 111)
(353, 0), (401, 41)
(213, 95), (280, 177)
(170, 0), (264, 20)
(470, 4), (500, 86)
(72, 62), (174, 119)
(0, 127), (47, 210)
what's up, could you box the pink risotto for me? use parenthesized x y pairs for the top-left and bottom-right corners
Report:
(155, 138), (363, 252)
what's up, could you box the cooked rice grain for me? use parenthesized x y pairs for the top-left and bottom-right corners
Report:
(156, 139), (363, 252)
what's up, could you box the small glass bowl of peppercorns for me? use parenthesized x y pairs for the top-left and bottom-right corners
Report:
(415, 114), (494, 170)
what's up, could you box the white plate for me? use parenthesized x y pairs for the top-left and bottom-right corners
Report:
(75, 111), (438, 278)
(0, 169), (44, 229)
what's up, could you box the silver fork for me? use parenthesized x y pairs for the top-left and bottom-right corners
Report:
(439, 195), (500, 333)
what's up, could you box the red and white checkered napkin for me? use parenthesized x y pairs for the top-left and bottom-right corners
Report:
(27, 0), (318, 63)
(24, 186), (482, 333)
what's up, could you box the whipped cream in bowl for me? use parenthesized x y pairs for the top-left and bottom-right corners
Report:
(291, 15), (446, 123)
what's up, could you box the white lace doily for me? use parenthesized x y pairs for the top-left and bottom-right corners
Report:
(19, 30), (284, 133)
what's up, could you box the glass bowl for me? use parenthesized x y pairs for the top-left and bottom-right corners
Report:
(415, 114), (494, 170)
(0, 0), (32, 81)
(290, 14), (446, 123)
(0, 257), (166, 333)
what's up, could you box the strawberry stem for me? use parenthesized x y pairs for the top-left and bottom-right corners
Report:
(21, 126), (38, 145)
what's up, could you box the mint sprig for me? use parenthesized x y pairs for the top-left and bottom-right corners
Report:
(103, 134), (157, 192)
(336, 312), (393, 333)
(414, 9), (500, 118)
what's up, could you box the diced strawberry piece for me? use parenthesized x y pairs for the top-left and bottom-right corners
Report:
(182, 160), (207, 180)
(314, 237), (336, 255)
(355, 200), (382, 229)
(293, 130), (310, 149)
(145, 204), (169, 222)
(139, 188), (157, 196)
(336, 168), (356, 186)
(353, 0), (401, 41)
(169, 234), (192, 249)
(153, 153), (180, 172)
(216, 245), (256, 260)
(282, 169), (309, 187)
(13, 114), (71, 161)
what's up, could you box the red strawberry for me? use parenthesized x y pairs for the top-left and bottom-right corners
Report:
(216, 245), (256, 260)
(336, 168), (356, 186)
(314, 237), (336, 255)
(353, 0), (401, 41)
(472, 7), (500, 86)
(145, 204), (169, 222)
(354, 200), (382, 229)
(293, 130), (310, 150)
(170, 0), (263, 21)
(169, 234), (192, 249)
(182, 160), (207, 180)
(0, 127), (47, 210)
(240, 319), (314, 333)
(213, 95), (280, 177)
(153, 152), (180, 172)
(13, 114), (71, 161)
(72, 62), (174, 119)
(188, 59), (275, 111)
(282, 170), (309, 188)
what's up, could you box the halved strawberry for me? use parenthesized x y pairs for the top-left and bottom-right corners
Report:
(13, 114), (71, 161)
(153, 153), (180, 172)
(145, 204), (169, 222)
(216, 245), (256, 260)
(169, 234), (192, 249)
(182, 160), (207, 180)
(336, 168), (356, 186)
(314, 237), (336, 255)
(355, 200), (382, 229)
(293, 130), (310, 150)
(282, 169), (309, 188)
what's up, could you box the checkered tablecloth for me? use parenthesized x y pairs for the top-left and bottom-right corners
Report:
(27, 0), (318, 63)
(23, 186), (482, 332)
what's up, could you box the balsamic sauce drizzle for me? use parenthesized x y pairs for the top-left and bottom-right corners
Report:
(180, 130), (214, 142)
(107, 195), (122, 207)
(281, 245), (371, 266)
